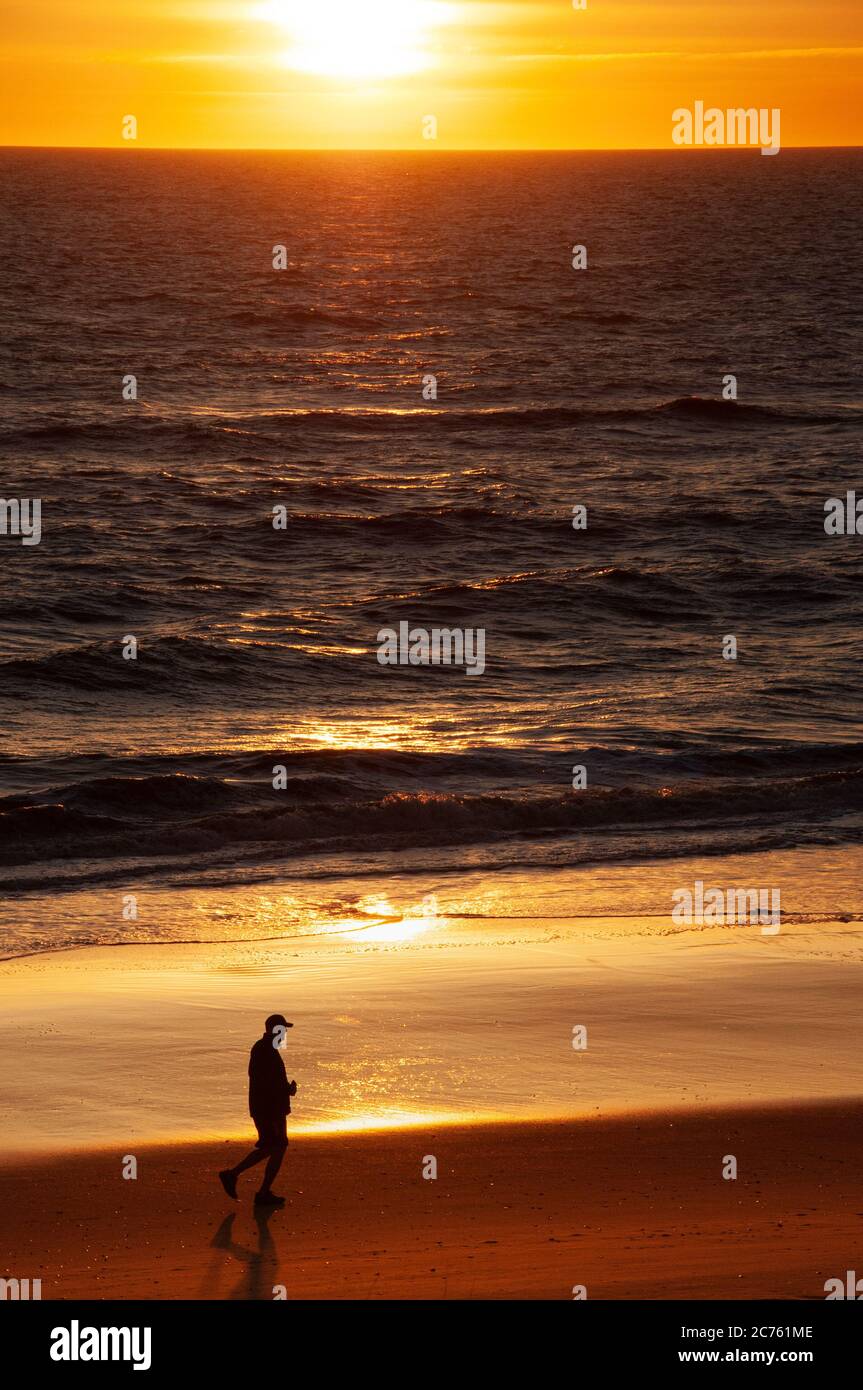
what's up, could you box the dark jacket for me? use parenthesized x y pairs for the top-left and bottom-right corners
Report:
(248, 1036), (295, 1118)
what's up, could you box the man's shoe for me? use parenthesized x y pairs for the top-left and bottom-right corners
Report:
(254, 1190), (285, 1207)
(219, 1170), (238, 1200)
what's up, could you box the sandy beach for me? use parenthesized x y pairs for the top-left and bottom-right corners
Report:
(3, 1102), (860, 1300)
(1, 901), (861, 1299)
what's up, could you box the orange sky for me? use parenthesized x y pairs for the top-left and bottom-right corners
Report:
(2, 0), (861, 149)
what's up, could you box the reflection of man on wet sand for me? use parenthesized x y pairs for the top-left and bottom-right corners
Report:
(219, 1014), (297, 1207)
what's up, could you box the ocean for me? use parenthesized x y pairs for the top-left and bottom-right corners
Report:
(1, 147), (861, 959)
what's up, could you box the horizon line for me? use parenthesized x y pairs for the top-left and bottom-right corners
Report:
(1, 142), (861, 154)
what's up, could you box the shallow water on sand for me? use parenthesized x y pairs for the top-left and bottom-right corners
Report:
(1, 836), (862, 1152)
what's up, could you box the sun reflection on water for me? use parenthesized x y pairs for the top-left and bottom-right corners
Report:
(342, 896), (440, 943)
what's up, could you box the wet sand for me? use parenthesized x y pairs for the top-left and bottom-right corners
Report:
(2, 914), (862, 1155)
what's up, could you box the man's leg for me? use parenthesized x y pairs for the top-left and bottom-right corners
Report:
(219, 1145), (268, 1199)
(256, 1142), (286, 1199)
(231, 1147), (270, 1177)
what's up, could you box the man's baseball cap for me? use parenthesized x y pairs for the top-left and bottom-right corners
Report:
(265, 1014), (293, 1032)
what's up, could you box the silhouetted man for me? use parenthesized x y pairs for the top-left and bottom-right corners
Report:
(219, 1014), (298, 1207)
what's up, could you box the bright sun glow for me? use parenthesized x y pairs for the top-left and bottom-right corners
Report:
(341, 896), (440, 943)
(257, 0), (446, 80)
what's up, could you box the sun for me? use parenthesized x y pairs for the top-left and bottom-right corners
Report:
(257, 0), (446, 81)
